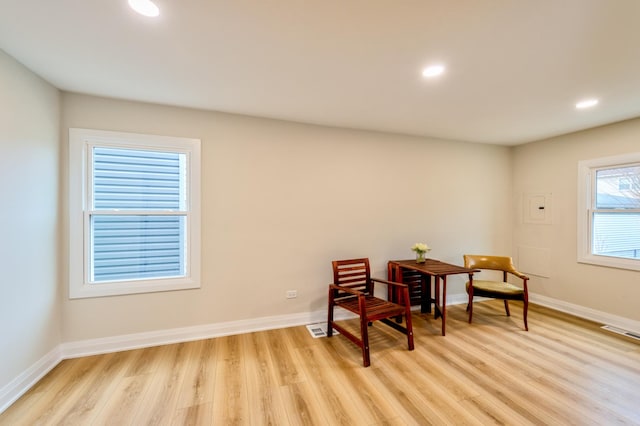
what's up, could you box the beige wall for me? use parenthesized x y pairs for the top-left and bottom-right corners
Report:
(60, 93), (513, 341)
(0, 50), (61, 386)
(513, 118), (640, 321)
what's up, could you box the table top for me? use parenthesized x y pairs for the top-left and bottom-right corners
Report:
(389, 259), (479, 276)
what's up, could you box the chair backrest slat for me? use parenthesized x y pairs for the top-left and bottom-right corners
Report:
(332, 258), (371, 294)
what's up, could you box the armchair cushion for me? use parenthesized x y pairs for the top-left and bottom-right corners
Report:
(465, 280), (525, 298)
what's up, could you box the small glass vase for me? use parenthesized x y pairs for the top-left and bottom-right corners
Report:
(415, 251), (426, 263)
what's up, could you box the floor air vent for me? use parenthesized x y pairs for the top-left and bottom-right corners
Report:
(601, 325), (640, 341)
(305, 323), (338, 338)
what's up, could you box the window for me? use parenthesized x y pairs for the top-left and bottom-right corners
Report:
(578, 152), (640, 271)
(69, 128), (201, 298)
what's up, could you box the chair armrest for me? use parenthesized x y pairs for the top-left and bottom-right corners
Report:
(509, 270), (529, 281)
(329, 284), (364, 296)
(372, 278), (410, 306)
(371, 278), (408, 289)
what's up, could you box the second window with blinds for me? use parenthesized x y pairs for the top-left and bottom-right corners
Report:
(69, 129), (201, 298)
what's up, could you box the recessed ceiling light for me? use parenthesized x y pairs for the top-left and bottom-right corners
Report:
(422, 65), (445, 78)
(128, 0), (160, 17)
(575, 99), (599, 109)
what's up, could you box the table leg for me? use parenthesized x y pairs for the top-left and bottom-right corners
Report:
(434, 276), (441, 319)
(441, 276), (447, 336)
(427, 274), (433, 314)
(432, 276), (446, 336)
(420, 274), (431, 313)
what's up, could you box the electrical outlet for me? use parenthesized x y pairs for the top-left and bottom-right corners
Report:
(286, 290), (297, 299)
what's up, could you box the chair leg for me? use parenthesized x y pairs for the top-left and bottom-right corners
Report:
(359, 297), (371, 367)
(360, 323), (370, 367)
(402, 287), (415, 351)
(523, 298), (529, 331)
(504, 300), (511, 316)
(327, 289), (335, 337)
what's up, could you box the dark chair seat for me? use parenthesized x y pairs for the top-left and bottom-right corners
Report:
(334, 295), (408, 321)
(465, 280), (525, 298)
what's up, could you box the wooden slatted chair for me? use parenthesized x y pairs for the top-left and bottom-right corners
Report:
(463, 254), (530, 331)
(328, 258), (414, 367)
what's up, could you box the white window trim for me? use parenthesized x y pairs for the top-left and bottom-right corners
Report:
(577, 151), (640, 272)
(69, 128), (201, 298)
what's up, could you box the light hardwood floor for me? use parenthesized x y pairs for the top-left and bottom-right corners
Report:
(2, 300), (640, 425)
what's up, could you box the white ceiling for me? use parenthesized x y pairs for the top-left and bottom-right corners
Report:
(1, 0), (640, 145)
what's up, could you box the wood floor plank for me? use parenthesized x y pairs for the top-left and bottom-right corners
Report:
(323, 345), (404, 424)
(472, 328), (640, 422)
(367, 364), (443, 425)
(54, 351), (131, 425)
(24, 355), (113, 426)
(175, 338), (218, 410)
(211, 335), (249, 425)
(263, 328), (304, 386)
(172, 402), (213, 426)
(242, 332), (289, 425)
(291, 342), (372, 425)
(132, 342), (194, 425)
(278, 381), (329, 426)
(381, 349), (487, 426)
(1, 301), (639, 425)
(432, 338), (568, 424)
(344, 371), (406, 425)
(520, 345), (636, 421)
(0, 359), (79, 425)
(457, 394), (537, 426)
(91, 372), (153, 426)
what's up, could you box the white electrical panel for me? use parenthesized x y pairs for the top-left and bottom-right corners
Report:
(523, 193), (552, 225)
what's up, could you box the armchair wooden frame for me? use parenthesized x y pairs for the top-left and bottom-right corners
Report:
(328, 258), (414, 367)
(464, 254), (530, 331)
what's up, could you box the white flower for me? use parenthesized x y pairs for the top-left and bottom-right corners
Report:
(411, 243), (430, 253)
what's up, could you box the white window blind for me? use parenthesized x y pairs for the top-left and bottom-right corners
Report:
(91, 147), (186, 283)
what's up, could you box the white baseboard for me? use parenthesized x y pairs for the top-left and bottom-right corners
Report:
(447, 293), (470, 306)
(3, 293), (639, 415)
(0, 346), (63, 414)
(61, 310), (332, 359)
(530, 293), (640, 335)
(453, 291), (640, 335)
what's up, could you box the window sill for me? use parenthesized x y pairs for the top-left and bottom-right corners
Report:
(577, 254), (640, 272)
(69, 277), (200, 299)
